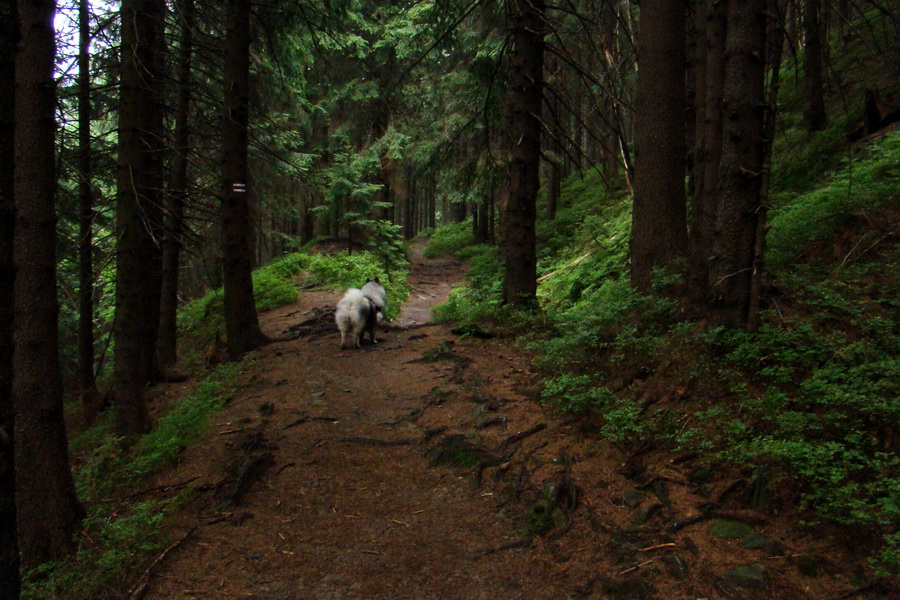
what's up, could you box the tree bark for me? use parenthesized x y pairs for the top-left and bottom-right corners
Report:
(707, 0), (768, 328)
(77, 0), (98, 410)
(802, 0), (827, 132)
(688, 0), (728, 305)
(746, 0), (786, 332)
(0, 0), (19, 594)
(222, 0), (267, 361)
(631, 0), (689, 294)
(13, 0), (85, 568)
(159, 0), (194, 369)
(502, 0), (544, 307)
(114, 0), (166, 435)
(544, 55), (561, 220)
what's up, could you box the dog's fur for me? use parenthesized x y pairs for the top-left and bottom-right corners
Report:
(335, 288), (383, 349)
(361, 278), (386, 314)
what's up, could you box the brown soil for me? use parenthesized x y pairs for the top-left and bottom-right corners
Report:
(139, 242), (879, 600)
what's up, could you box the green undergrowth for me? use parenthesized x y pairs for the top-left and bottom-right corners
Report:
(24, 495), (186, 600)
(177, 252), (311, 364)
(422, 219), (475, 258)
(768, 132), (900, 268)
(178, 249), (410, 364)
(300, 250), (410, 321)
(30, 359), (250, 599)
(431, 129), (899, 574)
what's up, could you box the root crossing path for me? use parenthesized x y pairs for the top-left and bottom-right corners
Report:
(142, 244), (848, 600)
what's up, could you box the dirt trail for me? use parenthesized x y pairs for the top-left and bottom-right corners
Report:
(143, 243), (859, 600)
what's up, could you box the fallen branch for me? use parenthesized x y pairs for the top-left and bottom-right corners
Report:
(338, 436), (415, 447)
(470, 538), (531, 559)
(639, 543), (676, 552)
(536, 252), (592, 282)
(128, 524), (198, 600)
(99, 476), (200, 504)
(283, 414), (340, 430)
(618, 558), (656, 576)
(501, 423), (547, 449)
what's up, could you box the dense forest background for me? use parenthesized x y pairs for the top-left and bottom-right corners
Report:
(1, 0), (898, 597)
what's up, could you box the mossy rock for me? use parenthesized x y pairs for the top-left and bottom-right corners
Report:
(797, 555), (819, 577)
(721, 563), (768, 590)
(622, 488), (645, 509)
(709, 519), (753, 540)
(741, 532), (771, 550)
(631, 503), (662, 526)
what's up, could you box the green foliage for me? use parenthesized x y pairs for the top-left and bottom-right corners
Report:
(75, 361), (246, 501)
(431, 245), (504, 325)
(707, 269), (900, 563)
(303, 250), (410, 321)
(423, 218), (475, 258)
(177, 253), (309, 363)
(540, 374), (614, 413)
(536, 179), (632, 310)
(533, 277), (676, 373)
(768, 132), (900, 268)
(23, 496), (182, 600)
(31, 359), (249, 599)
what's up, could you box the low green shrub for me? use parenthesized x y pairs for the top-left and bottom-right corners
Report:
(303, 250), (410, 321)
(23, 496), (183, 600)
(177, 252), (310, 361)
(423, 219), (475, 258)
(75, 361), (246, 501)
(431, 245), (504, 325)
(768, 132), (900, 268)
(33, 359), (250, 599)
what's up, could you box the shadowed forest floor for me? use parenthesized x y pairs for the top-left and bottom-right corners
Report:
(138, 241), (874, 600)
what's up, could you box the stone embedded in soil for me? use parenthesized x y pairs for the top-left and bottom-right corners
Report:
(709, 518), (754, 540)
(688, 466), (714, 484)
(739, 532), (786, 557)
(722, 563), (768, 590)
(741, 532), (770, 549)
(631, 502), (662, 526)
(663, 553), (690, 581)
(622, 488), (645, 508)
(796, 554), (819, 577)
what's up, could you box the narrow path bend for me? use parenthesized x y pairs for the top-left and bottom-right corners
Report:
(145, 246), (578, 600)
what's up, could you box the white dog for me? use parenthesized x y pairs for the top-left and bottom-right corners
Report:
(335, 288), (383, 349)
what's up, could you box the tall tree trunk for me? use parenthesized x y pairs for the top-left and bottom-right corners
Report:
(222, 0), (267, 361)
(707, 0), (768, 328)
(404, 164), (415, 239)
(502, 0), (544, 306)
(114, 0), (166, 436)
(688, 0), (728, 305)
(631, 0), (689, 293)
(802, 0), (826, 132)
(747, 0), (786, 332)
(77, 0), (98, 410)
(543, 56), (562, 220)
(13, 0), (85, 568)
(159, 0), (194, 369)
(0, 0), (18, 595)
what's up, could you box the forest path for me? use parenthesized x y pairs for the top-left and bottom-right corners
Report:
(142, 241), (847, 600)
(144, 242), (583, 600)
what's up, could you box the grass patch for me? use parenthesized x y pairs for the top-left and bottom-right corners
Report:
(29, 360), (251, 599)
(302, 250), (410, 321)
(423, 219), (475, 258)
(75, 361), (247, 501)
